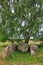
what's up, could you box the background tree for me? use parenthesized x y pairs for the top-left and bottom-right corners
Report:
(0, 0), (43, 43)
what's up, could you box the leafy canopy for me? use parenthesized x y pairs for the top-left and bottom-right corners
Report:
(0, 0), (43, 41)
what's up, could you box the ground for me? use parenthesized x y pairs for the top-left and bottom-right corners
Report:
(0, 40), (43, 65)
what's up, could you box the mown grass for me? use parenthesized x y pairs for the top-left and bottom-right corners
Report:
(0, 40), (43, 65)
(5, 46), (43, 65)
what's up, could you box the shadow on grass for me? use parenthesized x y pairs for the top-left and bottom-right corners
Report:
(38, 42), (43, 48)
(0, 45), (8, 48)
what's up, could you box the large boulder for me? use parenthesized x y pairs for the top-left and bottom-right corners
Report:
(30, 45), (38, 55)
(17, 43), (29, 53)
(2, 43), (17, 58)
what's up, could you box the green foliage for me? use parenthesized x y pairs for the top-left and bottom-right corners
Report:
(0, 34), (8, 42)
(0, 0), (43, 41)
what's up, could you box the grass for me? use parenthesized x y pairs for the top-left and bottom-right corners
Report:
(5, 51), (43, 65)
(5, 46), (43, 65)
(0, 40), (43, 65)
(29, 40), (41, 45)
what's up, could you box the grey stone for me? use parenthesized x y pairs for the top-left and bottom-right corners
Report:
(30, 45), (38, 55)
(18, 43), (29, 53)
(2, 43), (17, 58)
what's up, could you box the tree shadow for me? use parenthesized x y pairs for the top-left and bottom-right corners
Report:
(0, 45), (8, 48)
(38, 42), (43, 48)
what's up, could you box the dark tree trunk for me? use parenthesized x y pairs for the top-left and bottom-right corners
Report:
(25, 31), (30, 44)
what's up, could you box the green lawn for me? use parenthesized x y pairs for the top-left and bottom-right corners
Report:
(5, 49), (43, 65)
(0, 41), (43, 65)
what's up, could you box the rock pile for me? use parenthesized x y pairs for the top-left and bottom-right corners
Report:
(2, 43), (17, 58)
(30, 45), (38, 55)
(18, 43), (29, 53)
(2, 43), (38, 58)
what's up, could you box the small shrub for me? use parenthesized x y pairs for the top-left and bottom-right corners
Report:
(0, 34), (8, 42)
